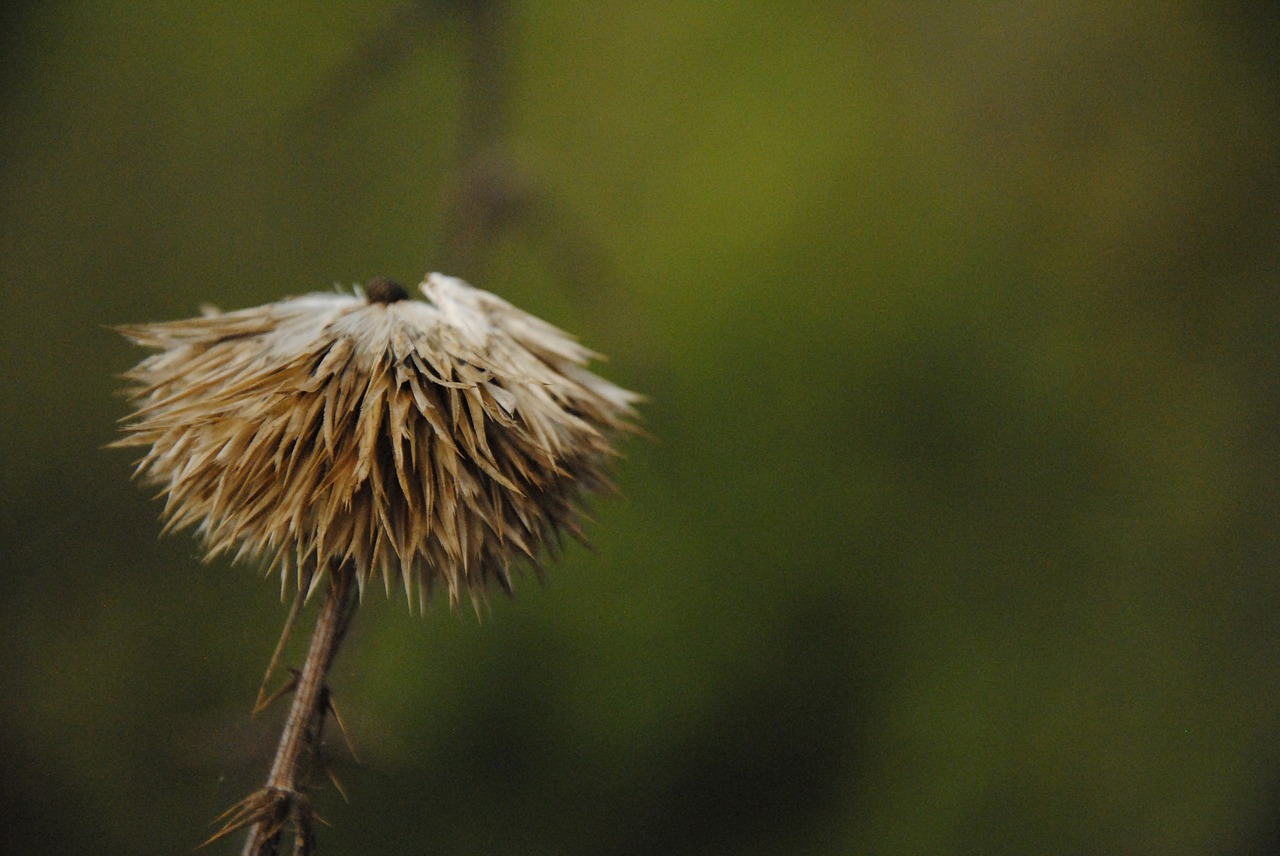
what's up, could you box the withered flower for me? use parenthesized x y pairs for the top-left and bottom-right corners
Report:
(116, 272), (639, 607)
(114, 273), (640, 854)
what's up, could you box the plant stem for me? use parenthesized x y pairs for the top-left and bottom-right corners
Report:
(241, 565), (360, 856)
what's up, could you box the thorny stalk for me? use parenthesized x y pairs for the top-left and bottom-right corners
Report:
(213, 564), (360, 856)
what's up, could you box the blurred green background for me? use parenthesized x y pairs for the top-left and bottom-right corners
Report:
(3, 2), (1280, 854)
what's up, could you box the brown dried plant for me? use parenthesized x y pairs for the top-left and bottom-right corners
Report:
(114, 273), (640, 854)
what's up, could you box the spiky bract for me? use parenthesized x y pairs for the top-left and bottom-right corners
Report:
(116, 273), (639, 607)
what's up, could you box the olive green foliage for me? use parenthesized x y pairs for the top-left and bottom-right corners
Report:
(2, 2), (1280, 854)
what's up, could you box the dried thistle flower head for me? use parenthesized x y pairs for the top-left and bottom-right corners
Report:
(115, 273), (640, 607)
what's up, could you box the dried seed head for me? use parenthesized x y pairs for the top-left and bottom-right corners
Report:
(114, 273), (641, 607)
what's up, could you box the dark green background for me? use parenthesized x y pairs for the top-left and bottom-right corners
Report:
(3, 2), (1280, 854)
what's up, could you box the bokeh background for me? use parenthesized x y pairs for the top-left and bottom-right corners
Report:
(3, 2), (1280, 854)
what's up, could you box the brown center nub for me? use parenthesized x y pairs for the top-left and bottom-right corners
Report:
(366, 277), (409, 304)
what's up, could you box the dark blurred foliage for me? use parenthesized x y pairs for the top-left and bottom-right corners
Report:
(3, 2), (1280, 854)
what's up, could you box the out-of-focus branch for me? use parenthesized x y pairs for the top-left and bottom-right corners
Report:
(302, 0), (623, 301)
